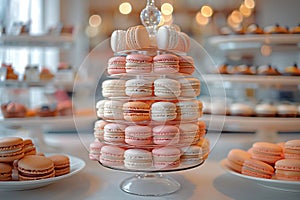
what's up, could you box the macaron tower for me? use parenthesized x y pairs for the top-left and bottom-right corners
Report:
(90, 3), (209, 174)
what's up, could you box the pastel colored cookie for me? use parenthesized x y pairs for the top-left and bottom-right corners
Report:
(124, 149), (153, 170)
(123, 101), (150, 122)
(249, 142), (283, 164)
(152, 125), (179, 145)
(18, 155), (55, 181)
(110, 30), (127, 52)
(104, 123), (127, 143)
(229, 103), (254, 117)
(103, 100), (124, 120)
(241, 158), (274, 179)
(125, 78), (153, 97)
(0, 163), (12, 181)
(152, 146), (181, 169)
(175, 100), (202, 121)
(179, 77), (201, 97)
(156, 25), (179, 50)
(153, 54), (179, 74)
(100, 145), (124, 166)
(23, 139), (36, 156)
(48, 154), (70, 177)
(89, 140), (103, 161)
(125, 125), (152, 146)
(154, 78), (181, 98)
(0, 137), (24, 162)
(180, 145), (203, 165)
(125, 54), (153, 74)
(96, 100), (108, 119)
(126, 25), (150, 50)
(275, 159), (300, 181)
(178, 55), (194, 74)
(284, 139), (300, 159)
(107, 56), (126, 75)
(94, 120), (108, 141)
(174, 32), (191, 53)
(151, 102), (177, 122)
(102, 79), (126, 97)
(178, 123), (200, 145)
(226, 149), (251, 173)
(255, 103), (277, 117)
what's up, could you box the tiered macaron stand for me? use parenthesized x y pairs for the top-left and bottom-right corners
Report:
(74, 1), (225, 196)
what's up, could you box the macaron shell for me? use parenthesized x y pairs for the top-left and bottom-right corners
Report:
(123, 102), (150, 122)
(0, 137), (24, 162)
(0, 163), (12, 181)
(100, 145), (124, 166)
(124, 149), (152, 169)
(110, 30), (127, 52)
(107, 56), (126, 75)
(152, 125), (180, 145)
(125, 125), (152, 145)
(241, 158), (274, 179)
(157, 25), (179, 50)
(152, 146), (181, 169)
(48, 154), (70, 176)
(151, 102), (177, 122)
(18, 155), (55, 181)
(153, 54), (179, 74)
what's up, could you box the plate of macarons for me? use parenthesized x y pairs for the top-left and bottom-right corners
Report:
(220, 159), (300, 192)
(220, 140), (300, 192)
(0, 153), (85, 190)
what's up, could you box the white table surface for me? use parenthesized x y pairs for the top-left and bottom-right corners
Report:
(0, 132), (299, 200)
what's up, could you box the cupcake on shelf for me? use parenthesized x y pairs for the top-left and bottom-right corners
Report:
(283, 63), (300, 76)
(255, 101), (277, 117)
(229, 102), (255, 117)
(1, 102), (27, 118)
(276, 102), (297, 117)
(216, 63), (230, 74)
(246, 24), (264, 34)
(40, 67), (54, 81)
(232, 64), (255, 75)
(36, 104), (57, 117)
(264, 23), (289, 34)
(257, 64), (281, 76)
(289, 24), (300, 34)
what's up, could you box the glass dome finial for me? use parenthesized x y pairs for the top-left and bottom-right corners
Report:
(140, 0), (161, 37)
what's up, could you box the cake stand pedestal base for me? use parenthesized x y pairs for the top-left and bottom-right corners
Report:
(120, 173), (181, 196)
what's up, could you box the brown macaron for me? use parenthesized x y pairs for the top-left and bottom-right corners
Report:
(18, 155), (55, 181)
(0, 163), (13, 181)
(0, 137), (24, 162)
(48, 154), (70, 176)
(23, 139), (36, 156)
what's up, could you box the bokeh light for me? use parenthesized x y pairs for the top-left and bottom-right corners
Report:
(89, 15), (102, 27)
(119, 2), (132, 15)
(201, 5), (213, 18)
(244, 0), (255, 9)
(196, 11), (209, 26)
(161, 3), (173, 16)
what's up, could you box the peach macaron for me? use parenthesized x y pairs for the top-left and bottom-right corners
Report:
(249, 142), (283, 165)
(283, 139), (300, 159)
(275, 159), (300, 181)
(153, 54), (179, 74)
(241, 158), (274, 179)
(123, 101), (150, 122)
(0, 137), (24, 162)
(226, 149), (251, 173)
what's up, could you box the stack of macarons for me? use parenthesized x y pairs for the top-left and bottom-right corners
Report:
(110, 25), (191, 53)
(91, 24), (209, 172)
(225, 139), (300, 181)
(0, 137), (70, 181)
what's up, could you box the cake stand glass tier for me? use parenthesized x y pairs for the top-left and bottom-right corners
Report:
(73, 33), (226, 196)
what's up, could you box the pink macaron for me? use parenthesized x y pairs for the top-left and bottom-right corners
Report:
(125, 54), (153, 74)
(100, 145), (125, 166)
(89, 140), (104, 161)
(152, 146), (181, 169)
(103, 123), (127, 143)
(180, 145), (203, 165)
(175, 100), (202, 121)
(125, 125), (152, 146)
(153, 54), (179, 74)
(242, 158), (274, 179)
(94, 120), (108, 141)
(107, 56), (126, 75)
(177, 123), (200, 145)
(152, 125), (179, 145)
(275, 159), (300, 181)
(249, 142), (283, 165)
(179, 77), (201, 97)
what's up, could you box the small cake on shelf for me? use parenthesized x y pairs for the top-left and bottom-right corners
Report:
(255, 102), (277, 117)
(40, 67), (54, 81)
(257, 65), (281, 76)
(229, 102), (254, 117)
(1, 64), (18, 80)
(36, 104), (57, 117)
(232, 65), (255, 75)
(276, 102), (297, 117)
(1, 102), (27, 118)
(283, 63), (300, 76)
(246, 24), (264, 34)
(264, 24), (289, 34)
(289, 24), (300, 34)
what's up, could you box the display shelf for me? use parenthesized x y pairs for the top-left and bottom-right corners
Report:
(202, 114), (300, 141)
(208, 34), (300, 51)
(204, 74), (300, 86)
(0, 34), (74, 48)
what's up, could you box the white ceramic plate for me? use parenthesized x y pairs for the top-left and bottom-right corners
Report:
(220, 159), (300, 192)
(0, 154), (85, 190)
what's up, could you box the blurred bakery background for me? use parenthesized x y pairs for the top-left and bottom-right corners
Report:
(0, 0), (300, 136)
